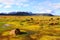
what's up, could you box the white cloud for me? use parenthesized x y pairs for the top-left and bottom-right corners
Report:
(4, 5), (12, 8)
(0, 0), (14, 5)
(0, 0), (29, 5)
(22, 4), (29, 7)
(0, 0), (60, 14)
(33, 1), (60, 13)
(52, 3), (60, 9)
(40, 9), (52, 13)
(0, 0), (29, 8)
(15, 3), (29, 7)
(0, 5), (3, 8)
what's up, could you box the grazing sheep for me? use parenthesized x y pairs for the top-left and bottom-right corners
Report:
(56, 18), (60, 20)
(49, 18), (53, 21)
(49, 23), (54, 25)
(30, 18), (33, 20)
(54, 23), (59, 25)
(26, 19), (30, 21)
(50, 18), (53, 20)
(49, 22), (59, 25)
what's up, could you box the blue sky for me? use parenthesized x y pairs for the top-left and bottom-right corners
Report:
(0, 0), (60, 15)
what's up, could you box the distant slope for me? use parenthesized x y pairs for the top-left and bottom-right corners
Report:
(0, 12), (54, 16)
(35, 13), (53, 16)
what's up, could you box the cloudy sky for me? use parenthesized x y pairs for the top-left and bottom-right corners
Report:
(0, 0), (60, 15)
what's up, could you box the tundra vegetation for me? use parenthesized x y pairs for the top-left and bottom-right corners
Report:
(0, 16), (60, 40)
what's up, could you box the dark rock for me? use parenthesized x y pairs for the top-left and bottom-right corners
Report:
(15, 28), (21, 35)
(15, 28), (27, 35)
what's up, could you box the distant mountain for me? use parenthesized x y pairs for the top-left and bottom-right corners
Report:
(0, 12), (32, 16)
(0, 12), (53, 16)
(35, 13), (53, 16)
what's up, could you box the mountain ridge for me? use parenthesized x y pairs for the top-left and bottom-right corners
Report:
(0, 12), (53, 16)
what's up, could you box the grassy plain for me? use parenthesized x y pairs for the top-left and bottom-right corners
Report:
(0, 16), (60, 40)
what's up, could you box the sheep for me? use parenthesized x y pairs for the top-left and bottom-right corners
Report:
(56, 18), (60, 20)
(30, 18), (33, 20)
(49, 23), (54, 25)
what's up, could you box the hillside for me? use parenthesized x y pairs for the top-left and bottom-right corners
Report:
(0, 12), (53, 16)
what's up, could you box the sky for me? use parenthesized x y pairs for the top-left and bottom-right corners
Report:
(0, 0), (60, 15)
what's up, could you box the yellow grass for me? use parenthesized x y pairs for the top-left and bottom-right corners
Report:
(0, 16), (60, 40)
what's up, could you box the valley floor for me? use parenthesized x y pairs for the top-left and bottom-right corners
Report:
(0, 16), (60, 40)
